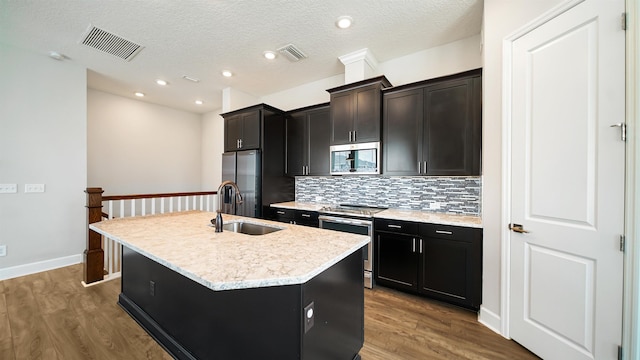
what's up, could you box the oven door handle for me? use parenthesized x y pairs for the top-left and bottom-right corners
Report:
(318, 215), (371, 227)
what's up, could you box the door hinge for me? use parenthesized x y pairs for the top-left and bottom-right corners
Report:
(621, 12), (627, 31)
(618, 345), (623, 360)
(620, 235), (626, 252)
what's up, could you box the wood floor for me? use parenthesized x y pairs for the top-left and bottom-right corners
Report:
(1, 264), (538, 359)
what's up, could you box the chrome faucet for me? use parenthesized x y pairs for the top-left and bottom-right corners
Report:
(214, 181), (243, 232)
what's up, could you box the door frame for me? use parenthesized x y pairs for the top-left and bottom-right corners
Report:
(499, 0), (639, 358)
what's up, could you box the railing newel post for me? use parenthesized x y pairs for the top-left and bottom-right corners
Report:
(84, 187), (105, 284)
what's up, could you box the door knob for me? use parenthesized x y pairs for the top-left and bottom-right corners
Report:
(509, 223), (530, 233)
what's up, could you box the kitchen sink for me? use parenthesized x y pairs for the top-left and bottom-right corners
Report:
(222, 221), (283, 236)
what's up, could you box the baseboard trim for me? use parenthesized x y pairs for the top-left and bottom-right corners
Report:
(0, 254), (82, 281)
(479, 306), (507, 338)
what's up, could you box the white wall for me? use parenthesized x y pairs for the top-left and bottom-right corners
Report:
(201, 109), (224, 191)
(480, 0), (566, 333)
(87, 89), (203, 195)
(0, 44), (87, 275)
(260, 35), (483, 112)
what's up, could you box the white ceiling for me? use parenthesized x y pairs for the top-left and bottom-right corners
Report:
(0, 0), (483, 114)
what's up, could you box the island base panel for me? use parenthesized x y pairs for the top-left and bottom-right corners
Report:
(119, 246), (364, 359)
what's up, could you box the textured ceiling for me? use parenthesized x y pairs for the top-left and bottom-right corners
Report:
(0, 0), (483, 113)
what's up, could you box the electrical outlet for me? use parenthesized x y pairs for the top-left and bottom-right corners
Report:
(25, 184), (45, 193)
(0, 245), (7, 257)
(429, 202), (441, 210)
(0, 184), (18, 193)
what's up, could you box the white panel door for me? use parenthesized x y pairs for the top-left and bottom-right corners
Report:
(509, 1), (625, 359)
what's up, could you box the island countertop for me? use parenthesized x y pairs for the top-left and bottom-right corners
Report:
(89, 211), (369, 292)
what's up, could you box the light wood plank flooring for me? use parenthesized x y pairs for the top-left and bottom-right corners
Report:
(1, 264), (538, 359)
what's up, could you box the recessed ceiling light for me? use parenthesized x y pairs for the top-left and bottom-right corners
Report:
(263, 51), (277, 60)
(155, 79), (168, 86)
(134, 92), (145, 97)
(222, 70), (233, 77)
(336, 16), (353, 29)
(195, 100), (204, 105)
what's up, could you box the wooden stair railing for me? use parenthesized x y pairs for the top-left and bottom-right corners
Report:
(84, 187), (218, 285)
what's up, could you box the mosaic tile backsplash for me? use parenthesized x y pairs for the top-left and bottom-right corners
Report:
(295, 176), (481, 215)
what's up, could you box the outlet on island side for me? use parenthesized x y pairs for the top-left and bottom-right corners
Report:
(0, 245), (7, 257)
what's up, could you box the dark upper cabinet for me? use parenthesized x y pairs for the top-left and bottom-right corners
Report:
(286, 103), (330, 176)
(382, 88), (424, 175)
(223, 108), (261, 152)
(327, 76), (392, 145)
(382, 69), (482, 176)
(374, 218), (482, 311)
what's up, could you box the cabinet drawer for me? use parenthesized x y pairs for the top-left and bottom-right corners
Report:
(295, 210), (319, 223)
(420, 224), (480, 241)
(374, 218), (418, 235)
(272, 208), (295, 223)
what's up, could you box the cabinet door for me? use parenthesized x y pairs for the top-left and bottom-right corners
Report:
(224, 115), (242, 152)
(423, 77), (479, 175)
(375, 232), (418, 291)
(419, 224), (482, 310)
(307, 107), (330, 175)
(352, 84), (381, 143)
(420, 236), (474, 307)
(286, 112), (306, 176)
(240, 110), (261, 150)
(272, 208), (295, 224)
(329, 91), (353, 145)
(383, 88), (423, 175)
(294, 210), (319, 227)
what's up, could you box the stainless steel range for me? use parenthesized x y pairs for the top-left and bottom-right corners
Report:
(318, 204), (387, 288)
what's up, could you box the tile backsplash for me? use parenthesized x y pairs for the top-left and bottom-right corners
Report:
(295, 176), (481, 215)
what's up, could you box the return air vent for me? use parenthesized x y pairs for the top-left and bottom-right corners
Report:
(79, 25), (144, 61)
(277, 43), (307, 62)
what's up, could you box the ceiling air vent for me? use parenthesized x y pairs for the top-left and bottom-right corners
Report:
(79, 25), (144, 61)
(277, 43), (307, 62)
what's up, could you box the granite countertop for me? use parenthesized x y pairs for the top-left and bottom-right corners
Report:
(89, 211), (369, 292)
(270, 201), (482, 228)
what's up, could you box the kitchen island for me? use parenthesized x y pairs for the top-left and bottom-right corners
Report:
(89, 211), (369, 360)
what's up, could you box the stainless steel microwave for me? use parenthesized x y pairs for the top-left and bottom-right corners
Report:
(330, 142), (380, 175)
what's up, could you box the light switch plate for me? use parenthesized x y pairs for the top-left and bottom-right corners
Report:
(0, 184), (18, 193)
(0, 245), (6, 257)
(25, 184), (45, 193)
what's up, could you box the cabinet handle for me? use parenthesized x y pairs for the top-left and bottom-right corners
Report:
(353, 131), (356, 142)
(435, 230), (453, 235)
(388, 224), (402, 229)
(239, 139), (243, 148)
(348, 131), (352, 142)
(419, 239), (423, 254)
(301, 214), (311, 218)
(418, 162), (421, 173)
(306, 165), (309, 175)
(277, 211), (285, 215)
(423, 161), (427, 174)
(412, 238), (416, 253)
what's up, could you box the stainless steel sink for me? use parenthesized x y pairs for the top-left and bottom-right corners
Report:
(222, 221), (283, 236)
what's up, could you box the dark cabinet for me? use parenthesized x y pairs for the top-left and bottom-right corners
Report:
(375, 219), (420, 292)
(419, 224), (482, 310)
(374, 218), (482, 310)
(270, 207), (319, 228)
(327, 76), (391, 145)
(223, 109), (261, 152)
(382, 69), (482, 176)
(286, 104), (330, 176)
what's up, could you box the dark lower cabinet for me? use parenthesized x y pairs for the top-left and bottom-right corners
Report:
(375, 231), (418, 291)
(120, 246), (364, 360)
(374, 219), (482, 310)
(269, 207), (319, 228)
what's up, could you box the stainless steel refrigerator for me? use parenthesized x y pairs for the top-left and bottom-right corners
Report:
(221, 150), (262, 217)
